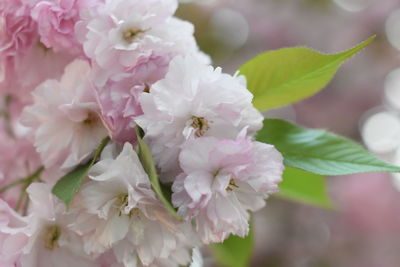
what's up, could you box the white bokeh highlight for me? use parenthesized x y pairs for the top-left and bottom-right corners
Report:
(384, 68), (400, 109)
(392, 150), (400, 191)
(386, 9), (400, 50)
(210, 8), (249, 49)
(362, 111), (400, 154)
(362, 67), (400, 192)
(333, 0), (372, 12)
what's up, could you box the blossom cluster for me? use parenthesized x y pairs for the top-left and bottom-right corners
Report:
(0, 0), (284, 266)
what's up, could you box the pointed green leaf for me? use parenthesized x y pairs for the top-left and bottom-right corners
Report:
(277, 167), (333, 208)
(256, 119), (400, 175)
(240, 36), (375, 111)
(211, 226), (254, 267)
(135, 127), (180, 219)
(52, 137), (110, 206)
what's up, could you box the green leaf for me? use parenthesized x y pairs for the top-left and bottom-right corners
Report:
(240, 36), (375, 111)
(135, 127), (180, 220)
(211, 226), (254, 267)
(256, 119), (400, 175)
(277, 167), (333, 208)
(52, 137), (110, 206)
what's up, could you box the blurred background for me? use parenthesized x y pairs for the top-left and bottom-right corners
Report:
(176, 0), (400, 266)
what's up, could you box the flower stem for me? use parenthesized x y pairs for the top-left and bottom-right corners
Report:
(0, 94), (15, 138)
(0, 166), (45, 214)
(0, 179), (26, 194)
(12, 166), (45, 213)
(15, 188), (27, 212)
(0, 166), (45, 194)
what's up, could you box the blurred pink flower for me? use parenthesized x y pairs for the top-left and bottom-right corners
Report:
(0, 199), (29, 266)
(334, 172), (400, 234)
(0, 0), (37, 58)
(31, 0), (96, 54)
(0, 130), (41, 206)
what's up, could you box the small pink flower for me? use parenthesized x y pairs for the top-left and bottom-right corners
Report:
(172, 134), (284, 243)
(0, 199), (30, 266)
(95, 80), (145, 144)
(31, 0), (95, 54)
(96, 54), (170, 143)
(0, 0), (37, 58)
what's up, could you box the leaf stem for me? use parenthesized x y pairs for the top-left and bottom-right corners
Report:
(15, 187), (27, 212)
(22, 195), (30, 216)
(91, 137), (111, 165)
(0, 94), (16, 138)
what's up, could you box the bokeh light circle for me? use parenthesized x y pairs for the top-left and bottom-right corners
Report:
(386, 9), (400, 50)
(384, 68), (400, 109)
(210, 8), (249, 49)
(391, 150), (400, 191)
(361, 111), (400, 154)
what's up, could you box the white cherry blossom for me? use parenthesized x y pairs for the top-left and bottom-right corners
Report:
(136, 56), (263, 180)
(77, 143), (197, 267)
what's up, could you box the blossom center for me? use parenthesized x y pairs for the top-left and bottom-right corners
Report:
(82, 112), (99, 127)
(226, 178), (239, 191)
(191, 116), (210, 137)
(117, 193), (129, 216)
(143, 84), (150, 93)
(116, 194), (143, 219)
(38, 41), (51, 52)
(43, 225), (61, 250)
(129, 207), (142, 219)
(122, 27), (146, 43)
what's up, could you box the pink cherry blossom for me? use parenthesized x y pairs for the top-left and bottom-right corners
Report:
(0, 0), (37, 58)
(0, 0), (75, 105)
(96, 55), (170, 143)
(31, 0), (98, 54)
(0, 128), (41, 206)
(21, 59), (108, 171)
(172, 134), (284, 243)
(95, 80), (144, 144)
(0, 0), (38, 99)
(0, 42), (74, 113)
(76, 0), (184, 83)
